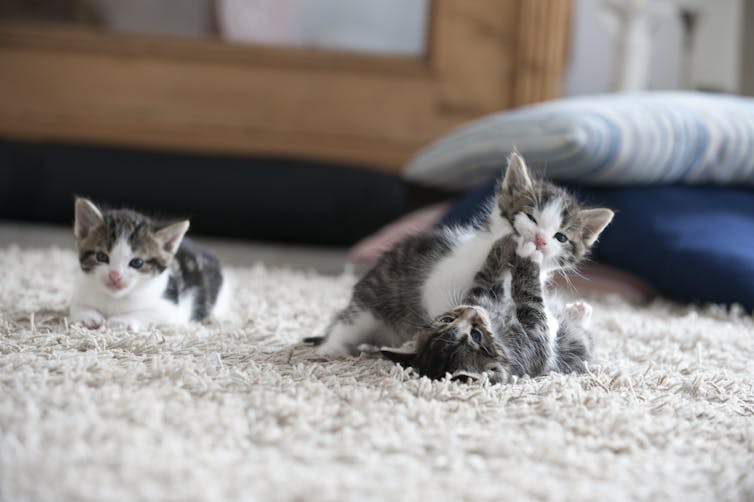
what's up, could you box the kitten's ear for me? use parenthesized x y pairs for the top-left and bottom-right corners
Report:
(380, 345), (418, 367)
(581, 208), (614, 246)
(74, 197), (104, 240)
(155, 220), (190, 254)
(501, 153), (533, 194)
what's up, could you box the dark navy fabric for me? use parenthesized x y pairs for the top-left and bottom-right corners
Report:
(441, 182), (754, 311)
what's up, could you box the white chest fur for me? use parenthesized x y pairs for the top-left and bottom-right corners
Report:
(70, 270), (194, 326)
(422, 216), (512, 318)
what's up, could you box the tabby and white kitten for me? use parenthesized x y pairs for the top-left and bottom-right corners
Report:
(307, 154), (613, 360)
(380, 302), (593, 383)
(387, 234), (597, 382)
(69, 198), (227, 331)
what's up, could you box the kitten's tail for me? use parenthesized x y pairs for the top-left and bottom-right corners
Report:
(303, 336), (325, 346)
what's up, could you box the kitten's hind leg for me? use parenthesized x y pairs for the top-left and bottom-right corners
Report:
(554, 321), (594, 374)
(563, 301), (592, 327)
(315, 307), (381, 358)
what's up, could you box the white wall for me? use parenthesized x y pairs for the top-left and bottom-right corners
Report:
(689, 0), (742, 92)
(563, 0), (743, 96)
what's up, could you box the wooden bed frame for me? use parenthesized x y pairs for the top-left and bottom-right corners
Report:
(0, 0), (571, 173)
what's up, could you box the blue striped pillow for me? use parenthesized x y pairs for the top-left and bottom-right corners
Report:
(403, 92), (754, 189)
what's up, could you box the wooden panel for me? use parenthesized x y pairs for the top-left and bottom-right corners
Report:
(0, 1), (572, 173)
(431, 0), (519, 112)
(513, 0), (572, 106)
(0, 29), (449, 171)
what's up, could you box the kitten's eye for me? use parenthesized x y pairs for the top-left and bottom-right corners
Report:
(439, 315), (455, 323)
(525, 213), (537, 224)
(129, 258), (144, 269)
(96, 252), (109, 263)
(470, 328), (482, 344)
(554, 232), (568, 243)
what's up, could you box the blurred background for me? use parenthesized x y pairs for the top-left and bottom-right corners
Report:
(0, 0), (751, 273)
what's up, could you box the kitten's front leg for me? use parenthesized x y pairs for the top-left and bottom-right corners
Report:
(464, 235), (517, 304)
(70, 306), (105, 329)
(508, 254), (552, 376)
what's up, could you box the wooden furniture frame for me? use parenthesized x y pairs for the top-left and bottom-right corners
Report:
(0, 0), (571, 173)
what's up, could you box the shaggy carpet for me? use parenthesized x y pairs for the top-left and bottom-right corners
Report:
(1, 246), (753, 502)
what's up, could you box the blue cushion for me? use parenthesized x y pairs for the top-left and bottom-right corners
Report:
(404, 92), (754, 190)
(441, 183), (754, 311)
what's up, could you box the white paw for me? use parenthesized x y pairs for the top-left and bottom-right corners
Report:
(108, 317), (143, 332)
(564, 302), (592, 325)
(72, 310), (105, 329)
(516, 240), (536, 258)
(315, 341), (351, 359)
(515, 239), (542, 264)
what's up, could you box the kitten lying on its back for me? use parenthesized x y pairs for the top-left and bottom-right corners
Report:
(69, 198), (227, 331)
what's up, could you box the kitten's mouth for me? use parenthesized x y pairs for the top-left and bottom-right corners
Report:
(105, 281), (126, 291)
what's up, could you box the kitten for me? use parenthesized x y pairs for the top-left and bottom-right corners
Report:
(381, 302), (593, 383)
(307, 154), (613, 358)
(69, 198), (227, 331)
(380, 306), (507, 382)
(388, 235), (596, 382)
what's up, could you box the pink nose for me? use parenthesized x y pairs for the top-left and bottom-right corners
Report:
(534, 234), (546, 250)
(108, 271), (122, 283)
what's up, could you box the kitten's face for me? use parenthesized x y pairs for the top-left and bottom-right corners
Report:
(381, 306), (500, 380)
(497, 154), (613, 271)
(73, 198), (188, 298)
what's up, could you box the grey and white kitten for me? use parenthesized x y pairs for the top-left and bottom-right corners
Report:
(307, 154), (613, 362)
(382, 235), (596, 382)
(69, 198), (228, 331)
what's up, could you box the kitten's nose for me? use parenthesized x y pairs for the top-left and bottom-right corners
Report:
(108, 271), (122, 283)
(534, 233), (547, 250)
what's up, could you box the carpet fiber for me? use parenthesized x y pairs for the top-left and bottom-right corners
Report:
(1, 247), (753, 501)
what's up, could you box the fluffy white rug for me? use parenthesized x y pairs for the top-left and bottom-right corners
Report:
(1, 246), (753, 502)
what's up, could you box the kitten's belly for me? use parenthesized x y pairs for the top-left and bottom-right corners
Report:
(422, 231), (498, 317)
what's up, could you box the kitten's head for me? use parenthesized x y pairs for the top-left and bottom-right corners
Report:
(495, 154), (614, 271)
(73, 197), (189, 298)
(381, 305), (501, 380)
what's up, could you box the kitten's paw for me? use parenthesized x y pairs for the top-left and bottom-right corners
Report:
(516, 240), (543, 264)
(315, 341), (352, 359)
(529, 250), (544, 265)
(108, 317), (143, 332)
(564, 301), (592, 325)
(516, 240), (537, 258)
(72, 310), (105, 329)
